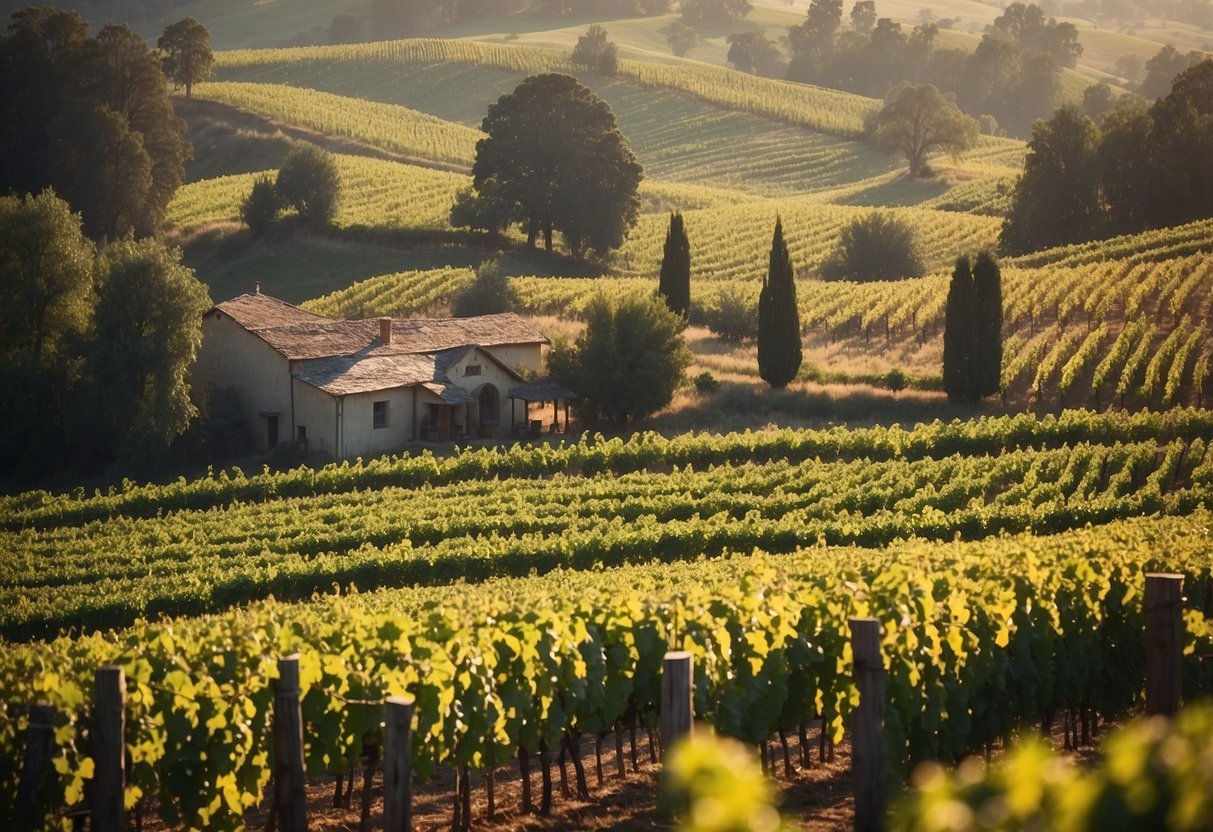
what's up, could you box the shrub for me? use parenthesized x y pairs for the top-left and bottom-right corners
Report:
(703, 289), (759, 341)
(549, 293), (691, 426)
(275, 143), (340, 226)
(692, 371), (720, 394)
(819, 212), (923, 282)
(240, 176), (279, 235)
(452, 260), (517, 317)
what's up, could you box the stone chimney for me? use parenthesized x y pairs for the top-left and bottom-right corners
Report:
(255, 281), (261, 294)
(379, 317), (392, 346)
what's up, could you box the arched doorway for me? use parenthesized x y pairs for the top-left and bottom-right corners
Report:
(477, 384), (500, 433)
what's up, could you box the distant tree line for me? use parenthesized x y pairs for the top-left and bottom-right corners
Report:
(0, 7), (216, 482)
(780, 0), (1081, 137)
(1001, 58), (1213, 253)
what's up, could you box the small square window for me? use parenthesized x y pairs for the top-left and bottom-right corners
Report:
(465, 364), (482, 377)
(373, 400), (389, 429)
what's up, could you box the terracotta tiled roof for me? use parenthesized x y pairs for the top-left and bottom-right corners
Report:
(213, 293), (328, 330)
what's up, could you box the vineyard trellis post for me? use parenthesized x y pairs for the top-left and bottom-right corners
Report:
(15, 702), (56, 829)
(93, 667), (125, 832)
(660, 651), (693, 755)
(850, 618), (886, 832)
(274, 655), (309, 832)
(383, 695), (415, 832)
(1144, 573), (1184, 716)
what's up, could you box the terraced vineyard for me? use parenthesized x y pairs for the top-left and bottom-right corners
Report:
(3, 463), (1213, 828)
(167, 154), (468, 232)
(206, 39), (1012, 198)
(4, 409), (1213, 639)
(305, 235), (1213, 407)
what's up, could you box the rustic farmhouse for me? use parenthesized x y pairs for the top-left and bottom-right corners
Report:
(192, 290), (556, 459)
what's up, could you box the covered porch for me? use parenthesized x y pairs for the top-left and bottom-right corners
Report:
(507, 378), (576, 437)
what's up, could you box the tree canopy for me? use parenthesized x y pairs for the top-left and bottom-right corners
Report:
(757, 218), (802, 389)
(158, 18), (214, 99)
(79, 238), (212, 465)
(869, 82), (979, 176)
(0, 191), (210, 480)
(0, 8), (190, 241)
(820, 212), (923, 282)
(994, 59), (1213, 256)
(571, 24), (618, 74)
(455, 73), (643, 259)
(276, 144), (341, 226)
(549, 293), (691, 426)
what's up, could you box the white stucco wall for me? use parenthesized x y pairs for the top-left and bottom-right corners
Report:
(291, 379), (338, 458)
(340, 387), (435, 459)
(482, 343), (543, 374)
(192, 312), (292, 451)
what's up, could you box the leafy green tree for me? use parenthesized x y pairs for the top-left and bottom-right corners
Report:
(667, 21), (699, 57)
(1000, 104), (1100, 253)
(1140, 45), (1203, 99)
(757, 218), (801, 389)
(276, 144), (340, 226)
(0, 190), (95, 477)
(76, 239), (211, 466)
(869, 82), (979, 176)
(850, 0), (876, 34)
(726, 31), (784, 76)
(943, 251), (1002, 403)
(571, 24), (618, 74)
(459, 74), (642, 258)
(820, 212), (923, 281)
(0, 9), (189, 241)
(452, 260), (518, 317)
(1081, 82), (1118, 122)
(680, 0), (751, 23)
(1096, 103), (1155, 235)
(157, 18), (214, 99)
(658, 212), (691, 317)
(241, 176), (279, 235)
(548, 293), (691, 426)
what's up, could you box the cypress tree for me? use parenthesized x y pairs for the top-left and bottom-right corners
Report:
(658, 212), (691, 317)
(758, 217), (802, 388)
(944, 251), (1002, 403)
(943, 255), (976, 401)
(972, 250), (1003, 398)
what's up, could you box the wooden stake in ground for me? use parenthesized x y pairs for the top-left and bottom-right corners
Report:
(1144, 573), (1184, 716)
(661, 651), (693, 755)
(274, 655), (308, 832)
(849, 618), (887, 832)
(93, 667), (125, 832)
(16, 703), (56, 829)
(383, 695), (414, 832)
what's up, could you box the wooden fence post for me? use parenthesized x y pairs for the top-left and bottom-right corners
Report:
(15, 702), (56, 829)
(92, 667), (125, 832)
(1144, 573), (1184, 717)
(274, 655), (309, 832)
(383, 695), (415, 832)
(660, 651), (693, 756)
(850, 618), (886, 832)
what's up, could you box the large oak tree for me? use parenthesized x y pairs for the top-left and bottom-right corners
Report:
(455, 73), (642, 259)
